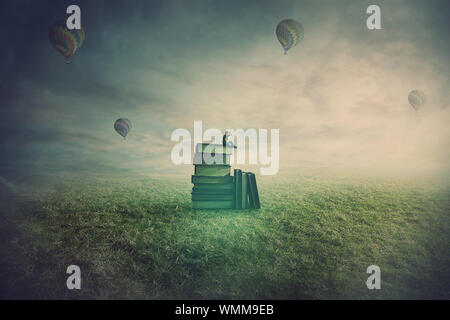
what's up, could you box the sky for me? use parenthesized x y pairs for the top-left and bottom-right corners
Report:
(0, 0), (449, 185)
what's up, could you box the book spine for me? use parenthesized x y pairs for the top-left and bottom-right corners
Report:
(252, 173), (261, 209)
(247, 173), (255, 209)
(192, 200), (234, 209)
(191, 176), (233, 184)
(192, 189), (233, 194)
(242, 172), (248, 209)
(192, 194), (233, 201)
(194, 166), (231, 177)
(233, 170), (237, 209)
(236, 169), (242, 209)
(248, 173), (261, 209)
(194, 153), (230, 165)
(232, 172), (235, 208)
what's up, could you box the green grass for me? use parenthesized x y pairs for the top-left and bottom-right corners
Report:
(0, 173), (449, 299)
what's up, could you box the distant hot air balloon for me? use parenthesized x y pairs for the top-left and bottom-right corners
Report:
(408, 90), (425, 110)
(114, 118), (132, 139)
(49, 20), (85, 64)
(276, 19), (304, 54)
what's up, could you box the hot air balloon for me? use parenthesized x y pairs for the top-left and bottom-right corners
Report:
(276, 19), (304, 54)
(49, 20), (85, 64)
(408, 90), (425, 110)
(114, 118), (132, 139)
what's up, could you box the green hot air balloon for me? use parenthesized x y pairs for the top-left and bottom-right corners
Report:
(49, 20), (85, 63)
(408, 90), (425, 110)
(276, 19), (304, 54)
(114, 118), (132, 139)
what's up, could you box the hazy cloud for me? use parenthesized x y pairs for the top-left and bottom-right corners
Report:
(0, 0), (449, 180)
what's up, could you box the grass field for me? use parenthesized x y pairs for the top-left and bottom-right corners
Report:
(0, 173), (449, 299)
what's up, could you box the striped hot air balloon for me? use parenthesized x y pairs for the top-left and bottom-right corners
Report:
(49, 20), (85, 64)
(114, 118), (132, 139)
(276, 19), (304, 54)
(408, 90), (425, 110)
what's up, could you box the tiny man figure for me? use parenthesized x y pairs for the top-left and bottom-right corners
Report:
(223, 131), (237, 149)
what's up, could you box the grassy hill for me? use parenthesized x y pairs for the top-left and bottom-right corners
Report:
(0, 173), (449, 299)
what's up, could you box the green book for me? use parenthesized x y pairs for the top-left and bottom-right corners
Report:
(195, 165), (231, 177)
(193, 152), (231, 165)
(193, 200), (234, 209)
(247, 173), (255, 209)
(242, 172), (248, 209)
(192, 183), (234, 193)
(191, 193), (233, 201)
(191, 175), (233, 184)
(196, 143), (233, 154)
(247, 172), (261, 209)
(234, 169), (242, 209)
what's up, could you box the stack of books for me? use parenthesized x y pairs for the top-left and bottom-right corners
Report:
(191, 143), (234, 209)
(233, 169), (260, 209)
(191, 143), (261, 210)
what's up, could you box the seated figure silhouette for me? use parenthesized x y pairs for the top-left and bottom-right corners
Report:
(223, 131), (237, 149)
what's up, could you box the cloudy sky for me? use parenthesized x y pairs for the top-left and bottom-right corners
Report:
(0, 0), (449, 183)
